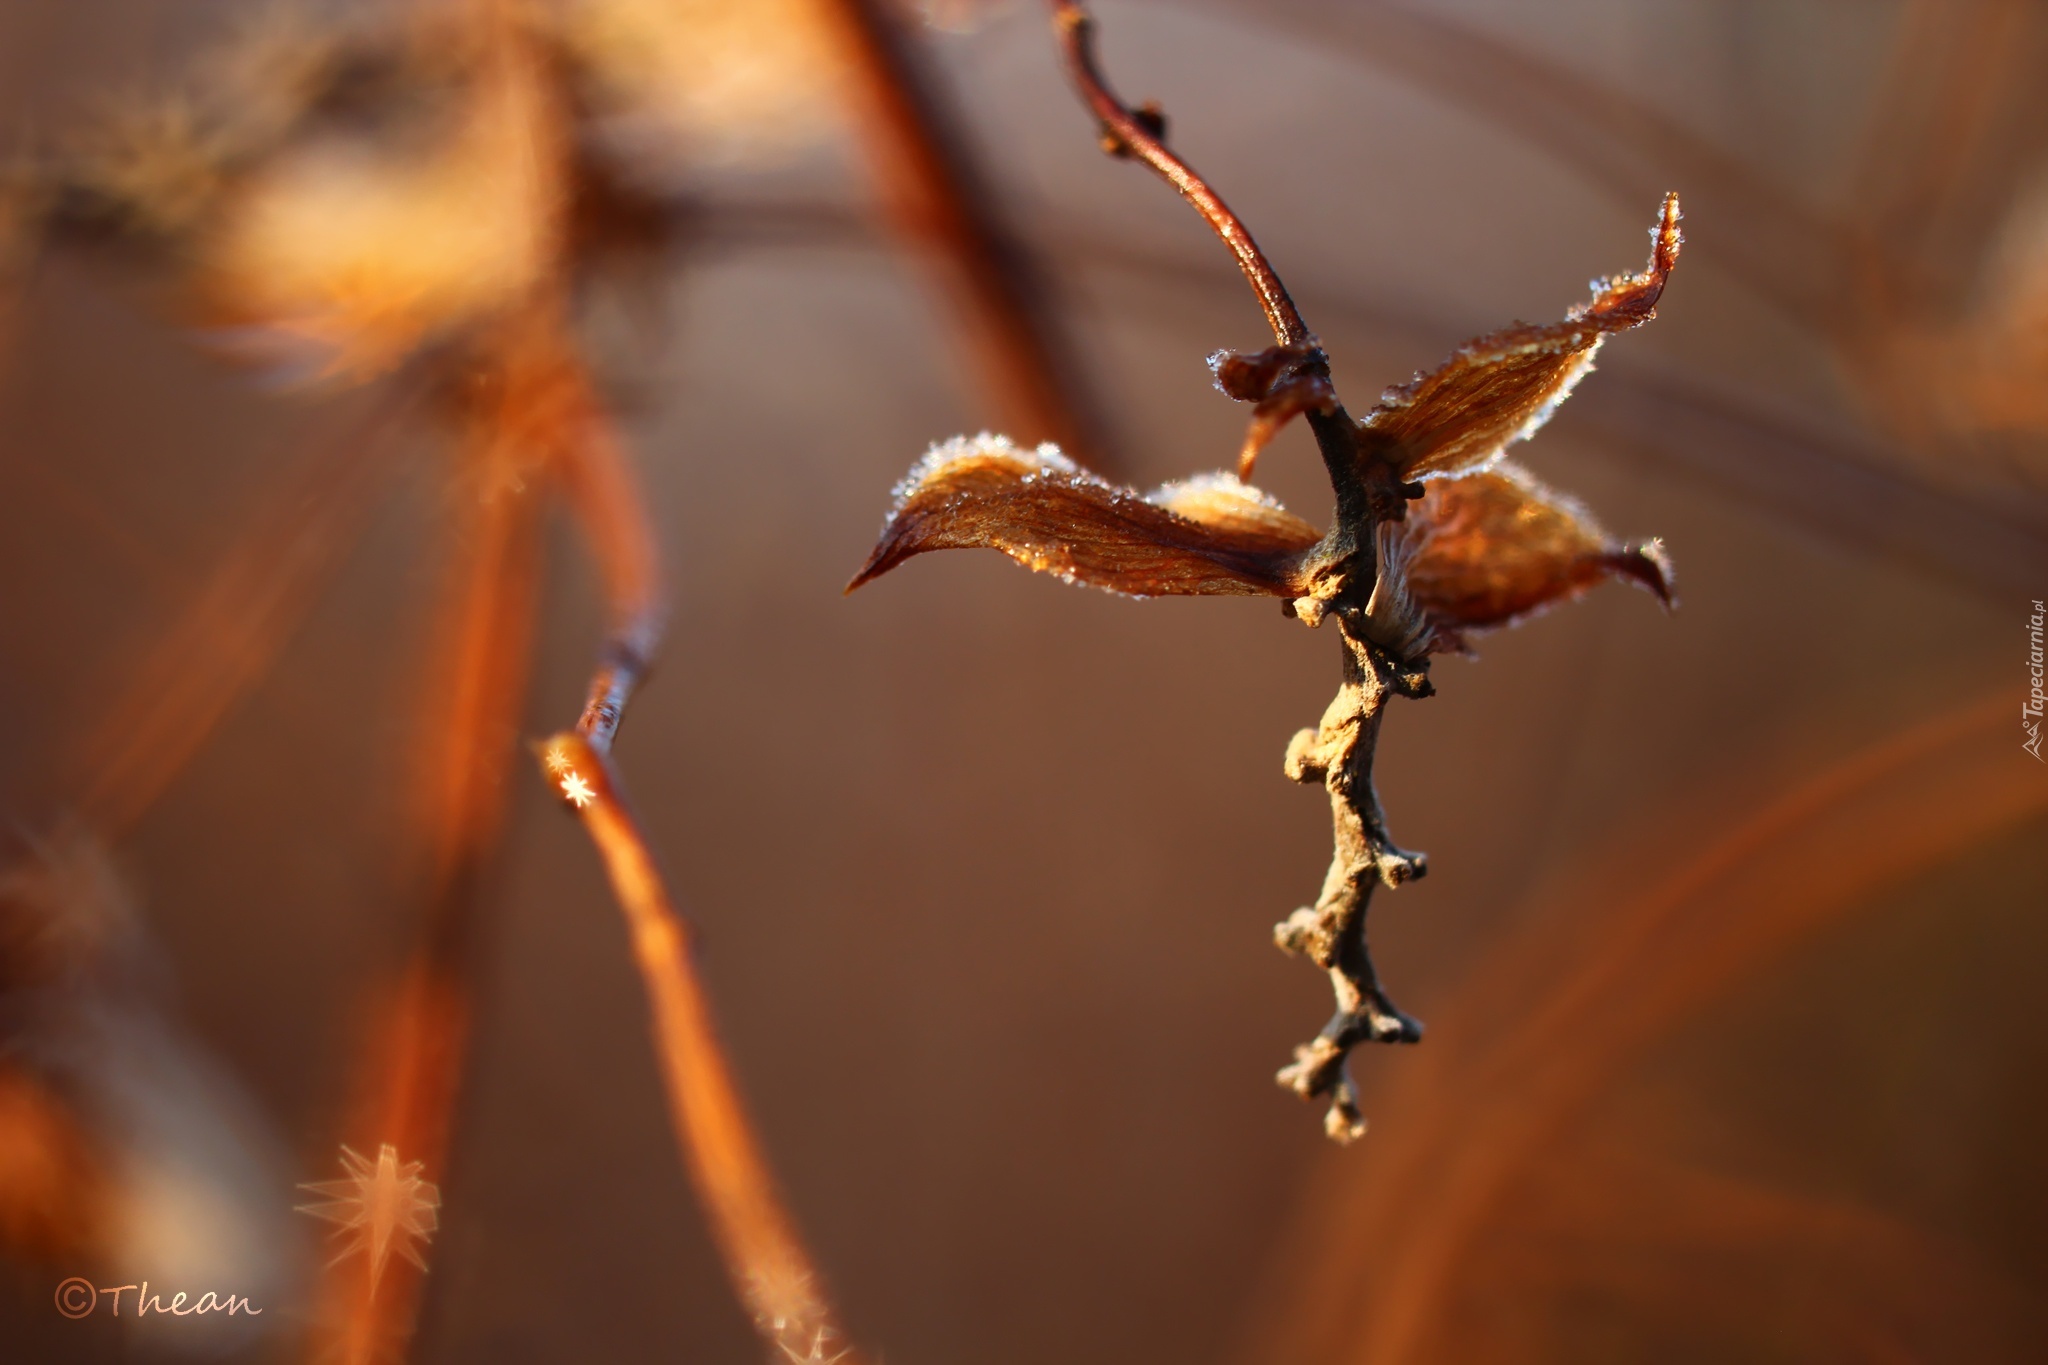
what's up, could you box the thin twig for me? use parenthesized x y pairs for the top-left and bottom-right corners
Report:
(1048, 0), (1310, 350)
(535, 226), (859, 1357)
(553, 372), (665, 755)
(534, 368), (865, 1359)
(537, 733), (866, 1365)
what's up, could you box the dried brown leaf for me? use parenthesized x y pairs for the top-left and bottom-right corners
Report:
(1209, 341), (1337, 479)
(847, 434), (1320, 596)
(1361, 194), (1681, 480)
(1210, 342), (1304, 402)
(1403, 460), (1673, 649)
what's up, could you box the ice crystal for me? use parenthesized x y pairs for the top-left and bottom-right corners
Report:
(296, 1144), (440, 1291)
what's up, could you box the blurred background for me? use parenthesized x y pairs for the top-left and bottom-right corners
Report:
(0, 1), (2043, 1362)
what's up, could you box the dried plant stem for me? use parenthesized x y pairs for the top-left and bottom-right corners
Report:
(555, 387), (664, 754)
(312, 335), (555, 1365)
(540, 734), (863, 1365)
(821, 0), (1113, 469)
(1047, 0), (1419, 1136)
(1273, 633), (1427, 1139)
(1049, 0), (1309, 350)
(528, 306), (857, 1358)
(325, 9), (696, 1358)
(1262, 690), (2048, 1364)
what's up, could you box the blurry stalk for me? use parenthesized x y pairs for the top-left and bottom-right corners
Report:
(816, 0), (1117, 472)
(1258, 690), (2048, 1364)
(306, 1), (861, 1353)
(13, 0), (873, 1356)
(312, 5), (570, 1358)
(539, 733), (867, 1364)
(1845, 0), (2038, 296)
(311, 315), (556, 1365)
(532, 314), (866, 1362)
(1492, 1144), (2024, 1359)
(68, 382), (421, 838)
(555, 366), (663, 754)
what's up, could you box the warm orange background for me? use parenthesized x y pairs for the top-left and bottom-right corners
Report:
(1, 2), (2043, 1363)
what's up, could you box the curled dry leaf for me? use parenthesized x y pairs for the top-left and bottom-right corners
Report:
(1210, 340), (1337, 480)
(1403, 460), (1674, 651)
(1359, 192), (1681, 481)
(846, 434), (1320, 597)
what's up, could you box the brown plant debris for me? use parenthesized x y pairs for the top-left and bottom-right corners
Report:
(850, 0), (1682, 1141)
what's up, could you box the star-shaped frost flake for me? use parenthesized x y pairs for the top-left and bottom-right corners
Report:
(296, 1143), (441, 1291)
(777, 1326), (854, 1364)
(559, 771), (596, 808)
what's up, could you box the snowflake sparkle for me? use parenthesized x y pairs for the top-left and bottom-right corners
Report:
(296, 1143), (441, 1291)
(559, 771), (596, 807)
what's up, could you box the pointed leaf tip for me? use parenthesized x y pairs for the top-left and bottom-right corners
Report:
(1360, 195), (1683, 482)
(1605, 537), (1677, 610)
